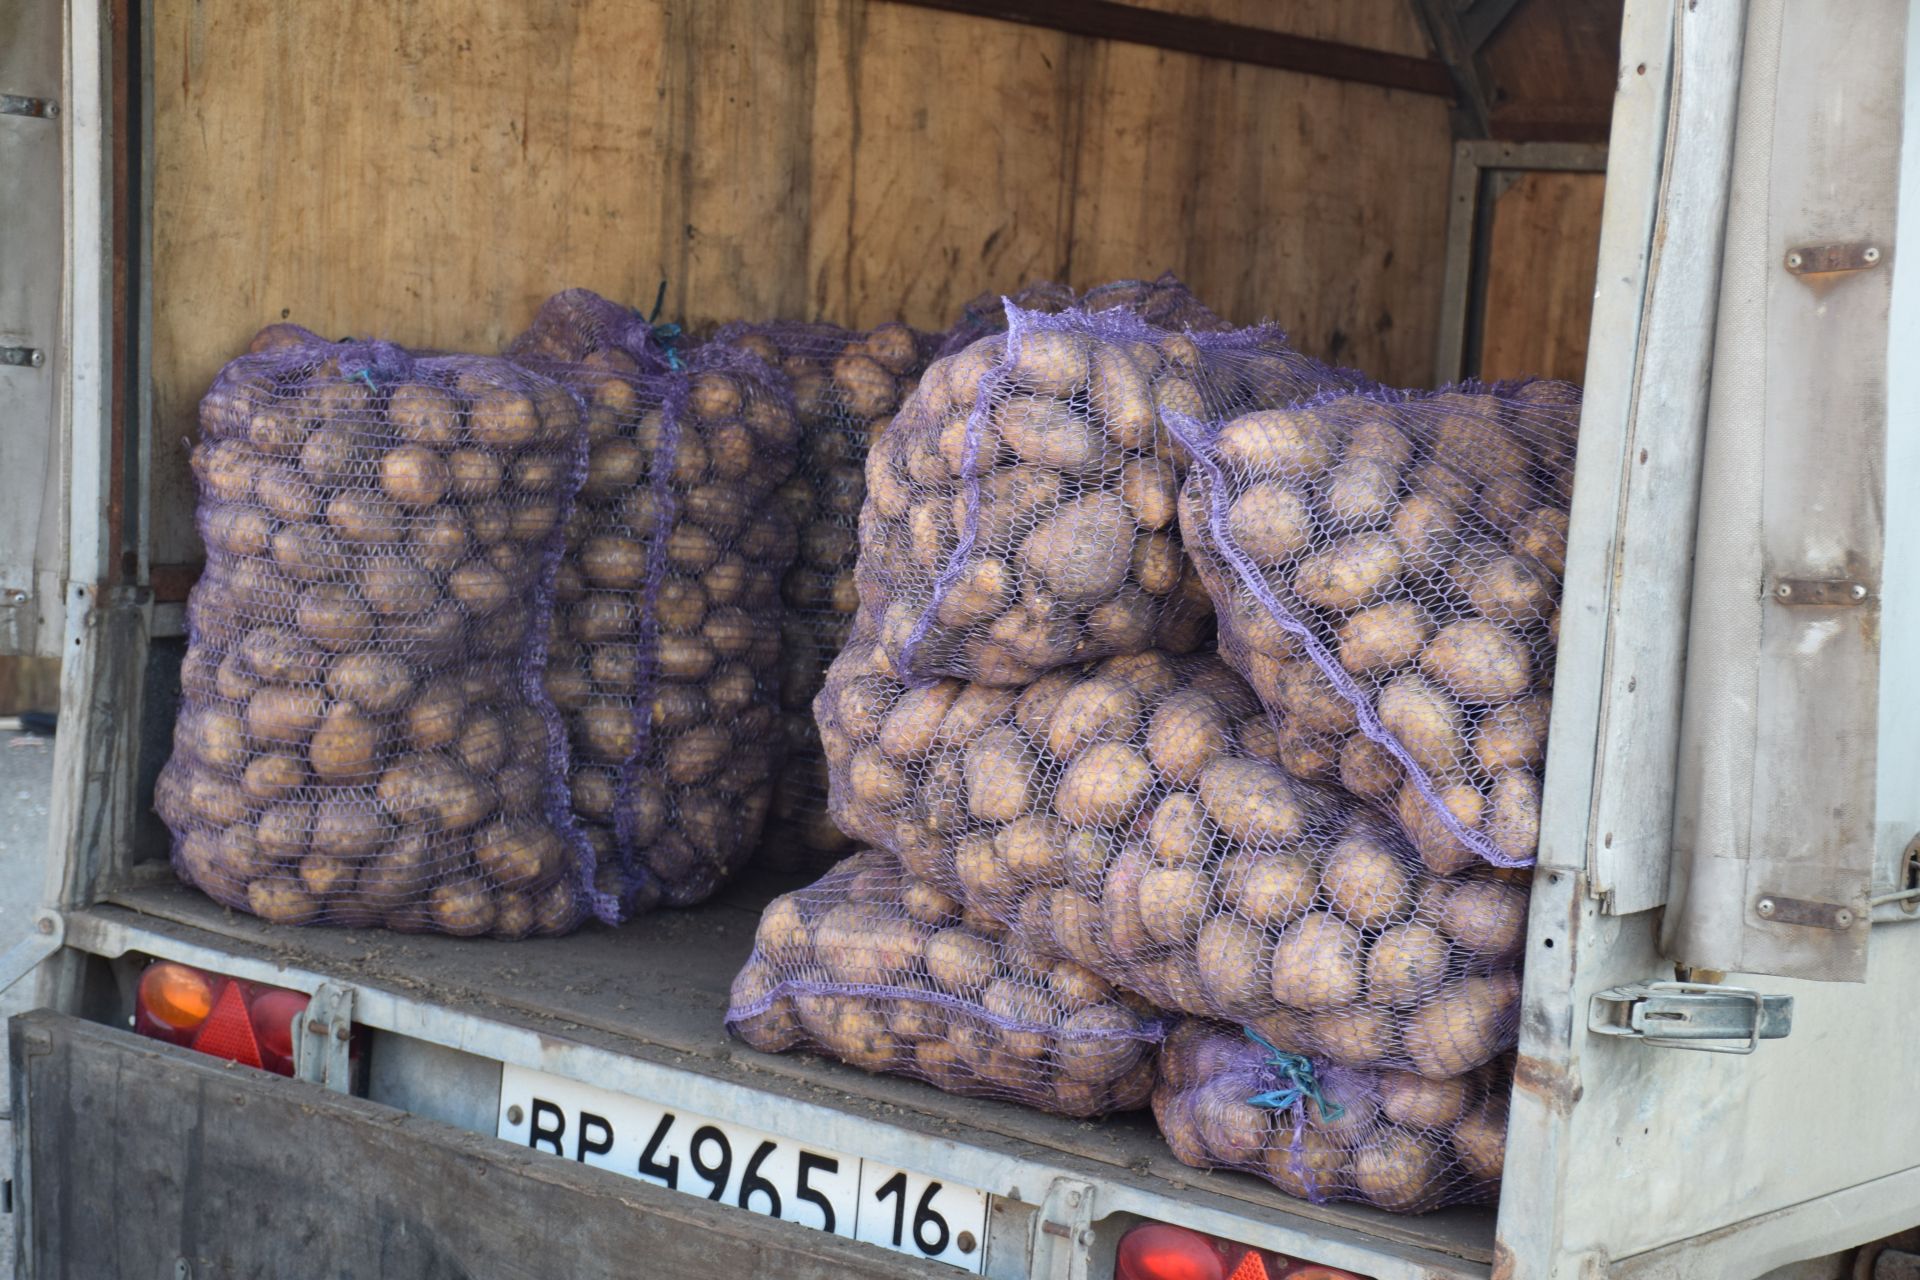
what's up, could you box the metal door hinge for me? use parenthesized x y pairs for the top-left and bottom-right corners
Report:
(289, 981), (353, 1092)
(1029, 1176), (1097, 1280)
(0, 94), (58, 119)
(1589, 981), (1792, 1053)
(0, 910), (64, 996)
(1784, 241), (1883, 275)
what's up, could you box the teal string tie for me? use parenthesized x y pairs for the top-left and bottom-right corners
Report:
(354, 368), (379, 393)
(1242, 1026), (1344, 1121)
(645, 279), (683, 370)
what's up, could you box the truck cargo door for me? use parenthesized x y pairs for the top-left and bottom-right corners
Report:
(1662, 0), (1913, 982)
(0, 0), (70, 659)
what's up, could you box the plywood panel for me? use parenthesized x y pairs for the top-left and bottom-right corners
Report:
(1484, 0), (1623, 143)
(1478, 170), (1605, 383)
(152, 0), (1455, 561)
(1128, 0), (1430, 57)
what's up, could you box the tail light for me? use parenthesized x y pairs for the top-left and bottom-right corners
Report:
(1114, 1222), (1373, 1280)
(133, 960), (353, 1078)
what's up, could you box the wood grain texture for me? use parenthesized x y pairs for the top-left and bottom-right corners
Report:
(1483, 0), (1622, 143)
(151, 0), (1454, 562)
(1477, 171), (1604, 383)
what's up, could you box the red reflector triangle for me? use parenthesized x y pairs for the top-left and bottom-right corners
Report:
(1227, 1252), (1270, 1280)
(191, 981), (264, 1069)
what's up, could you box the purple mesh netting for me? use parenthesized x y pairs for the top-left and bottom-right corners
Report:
(709, 319), (937, 874)
(814, 636), (1527, 1080)
(1167, 380), (1580, 870)
(1153, 1021), (1509, 1213)
(508, 290), (801, 913)
(727, 850), (1167, 1117)
(154, 338), (609, 936)
(857, 300), (1359, 690)
(934, 273), (1231, 360)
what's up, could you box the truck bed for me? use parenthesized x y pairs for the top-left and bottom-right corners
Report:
(74, 867), (1497, 1273)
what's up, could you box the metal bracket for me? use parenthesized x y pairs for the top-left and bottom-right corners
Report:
(1784, 241), (1883, 275)
(1029, 1176), (1097, 1280)
(289, 981), (353, 1092)
(1589, 981), (1793, 1054)
(0, 911), (64, 997)
(1754, 893), (1857, 930)
(1771, 576), (1872, 606)
(0, 347), (45, 370)
(0, 94), (58, 119)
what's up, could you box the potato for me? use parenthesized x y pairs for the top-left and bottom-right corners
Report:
(1215, 409), (1336, 477)
(325, 491), (402, 544)
(1144, 689), (1231, 786)
(665, 724), (730, 785)
(1376, 674), (1464, 774)
(955, 830), (1020, 902)
(1292, 534), (1403, 612)
(185, 770), (250, 828)
(1145, 792), (1210, 867)
(1223, 851), (1315, 927)
(962, 727), (1036, 822)
(1453, 547), (1552, 623)
(213, 651), (264, 703)
(386, 382), (461, 445)
(271, 523), (346, 582)
(1366, 923), (1450, 1008)
(1399, 779), (1487, 876)
(245, 684), (324, 744)
(1312, 1003), (1398, 1069)
(298, 424), (356, 484)
(1137, 864), (1208, 944)
(466, 388), (540, 451)
(1270, 911), (1364, 1010)
(475, 820), (564, 888)
(429, 879), (499, 937)
(241, 751), (305, 802)
(1226, 481), (1312, 563)
(310, 794), (386, 860)
(1485, 770), (1542, 863)
(1021, 492), (1135, 604)
(1401, 972), (1520, 1078)
(1056, 742), (1153, 826)
(309, 703), (382, 779)
(1194, 916), (1268, 1013)
(377, 444), (451, 508)
(849, 745), (911, 809)
(445, 559), (510, 615)
(1276, 661), (1358, 736)
(1353, 1130), (1444, 1211)
(1473, 693), (1551, 773)
(1323, 457), (1401, 528)
(360, 557), (437, 617)
(1120, 458), (1179, 530)
(997, 815), (1069, 886)
(1453, 1103), (1508, 1181)
(204, 505), (272, 558)
(1437, 879), (1529, 956)
(1048, 675), (1140, 758)
(1198, 757), (1310, 845)
(1379, 1070), (1468, 1129)
(297, 584), (374, 652)
(1261, 1125), (1351, 1201)
(324, 652), (413, 716)
(1321, 829), (1413, 928)
(1193, 1076), (1272, 1165)
(1419, 619), (1532, 704)
(1337, 600), (1431, 673)
(249, 877), (323, 925)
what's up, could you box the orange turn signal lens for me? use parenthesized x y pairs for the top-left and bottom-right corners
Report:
(137, 961), (215, 1031)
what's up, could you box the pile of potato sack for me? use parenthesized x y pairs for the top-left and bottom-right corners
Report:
(156, 277), (1578, 1216)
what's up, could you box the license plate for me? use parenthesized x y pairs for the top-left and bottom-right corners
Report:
(497, 1064), (992, 1272)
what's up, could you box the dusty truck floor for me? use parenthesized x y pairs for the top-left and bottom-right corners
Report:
(87, 864), (1499, 1270)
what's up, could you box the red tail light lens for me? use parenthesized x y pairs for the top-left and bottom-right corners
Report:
(132, 960), (338, 1079)
(1114, 1223), (1372, 1280)
(1117, 1224), (1230, 1280)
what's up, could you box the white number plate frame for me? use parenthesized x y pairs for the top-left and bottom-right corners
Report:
(497, 1064), (992, 1272)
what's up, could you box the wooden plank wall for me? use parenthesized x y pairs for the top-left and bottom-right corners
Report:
(1477, 171), (1606, 384)
(150, 0), (1451, 564)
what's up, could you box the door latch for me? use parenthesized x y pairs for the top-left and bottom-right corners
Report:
(289, 981), (354, 1092)
(1029, 1176), (1097, 1280)
(1589, 981), (1792, 1054)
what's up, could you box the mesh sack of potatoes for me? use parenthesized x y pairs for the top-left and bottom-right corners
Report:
(934, 273), (1230, 362)
(817, 635), (1527, 1080)
(1168, 381), (1580, 872)
(1153, 1020), (1509, 1213)
(506, 289), (802, 912)
(728, 849), (1166, 1117)
(708, 319), (936, 872)
(856, 301), (1352, 689)
(153, 338), (611, 937)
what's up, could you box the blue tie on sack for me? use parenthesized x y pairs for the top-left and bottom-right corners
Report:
(646, 279), (683, 370)
(1242, 1026), (1344, 1121)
